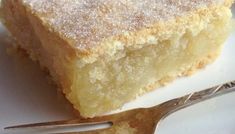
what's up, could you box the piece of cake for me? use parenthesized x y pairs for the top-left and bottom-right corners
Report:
(0, 0), (234, 117)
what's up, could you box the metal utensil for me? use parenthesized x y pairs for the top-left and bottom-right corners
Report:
(5, 81), (235, 134)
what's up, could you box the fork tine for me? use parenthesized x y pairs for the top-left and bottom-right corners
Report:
(4, 119), (112, 130)
(4, 109), (134, 130)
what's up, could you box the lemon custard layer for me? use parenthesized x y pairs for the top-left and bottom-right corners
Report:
(1, 0), (234, 117)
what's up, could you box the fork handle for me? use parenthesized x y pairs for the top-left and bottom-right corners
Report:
(157, 80), (235, 117)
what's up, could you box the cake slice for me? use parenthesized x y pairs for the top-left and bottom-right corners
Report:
(1, 0), (234, 117)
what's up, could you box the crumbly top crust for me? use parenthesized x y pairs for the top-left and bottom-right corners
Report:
(23, 0), (224, 52)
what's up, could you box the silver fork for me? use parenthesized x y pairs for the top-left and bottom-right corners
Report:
(5, 80), (235, 134)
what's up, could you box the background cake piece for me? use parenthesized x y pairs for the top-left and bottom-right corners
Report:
(1, 0), (234, 117)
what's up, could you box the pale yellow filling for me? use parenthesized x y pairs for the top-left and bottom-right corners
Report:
(68, 9), (232, 117)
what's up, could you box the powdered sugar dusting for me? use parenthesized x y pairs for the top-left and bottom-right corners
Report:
(23, 0), (223, 50)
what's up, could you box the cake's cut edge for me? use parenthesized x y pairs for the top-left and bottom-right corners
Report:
(145, 52), (220, 92)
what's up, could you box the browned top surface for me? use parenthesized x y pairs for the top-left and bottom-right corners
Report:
(23, 0), (224, 51)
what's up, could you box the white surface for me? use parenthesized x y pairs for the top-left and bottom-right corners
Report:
(0, 6), (235, 134)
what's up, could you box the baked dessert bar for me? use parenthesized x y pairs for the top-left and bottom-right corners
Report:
(1, 0), (234, 117)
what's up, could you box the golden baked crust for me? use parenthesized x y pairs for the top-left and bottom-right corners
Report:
(1, 0), (234, 117)
(2, 0), (233, 63)
(21, 0), (234, 58)
(21, 0), (232, 51)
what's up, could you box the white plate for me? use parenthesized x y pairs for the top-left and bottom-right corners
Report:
(0, 6), (235, 134)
